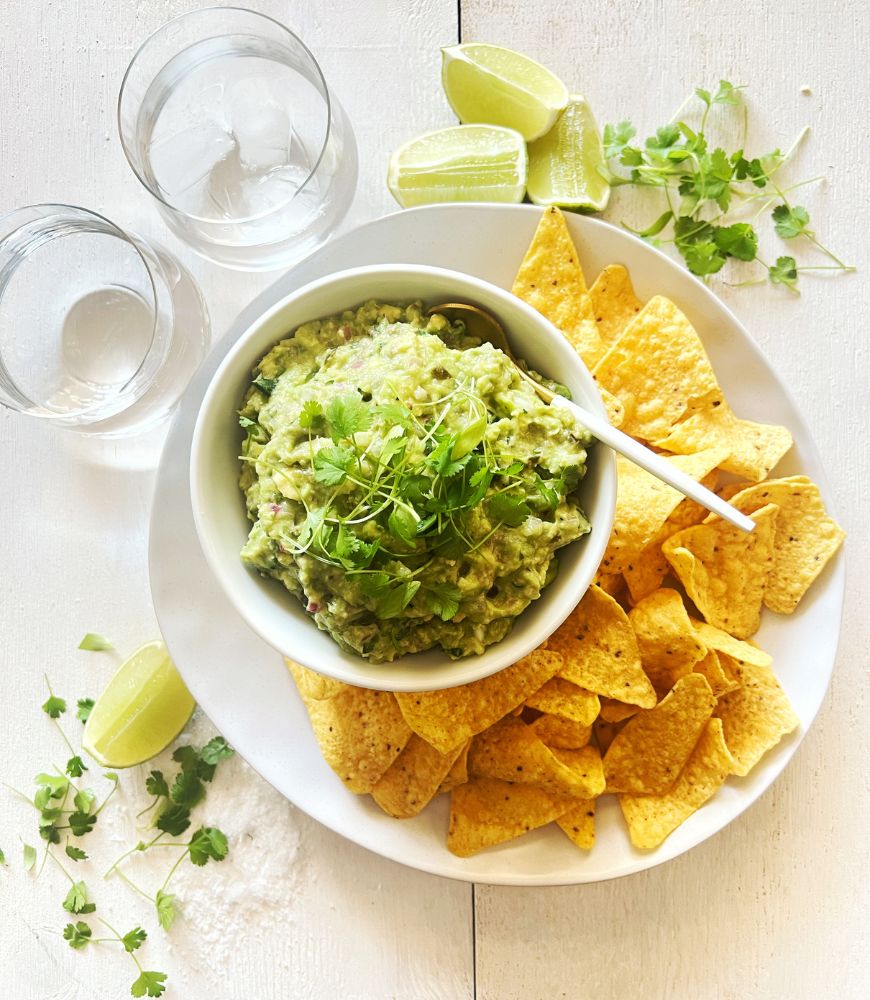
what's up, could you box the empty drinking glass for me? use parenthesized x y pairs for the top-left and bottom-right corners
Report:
(118, 7), (358, 270)
(0, 204), (210, 435)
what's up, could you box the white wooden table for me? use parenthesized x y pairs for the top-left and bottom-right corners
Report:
(2, 2), (868, 997)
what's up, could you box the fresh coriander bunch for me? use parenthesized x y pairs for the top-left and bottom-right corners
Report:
(602, 80), (854, 291)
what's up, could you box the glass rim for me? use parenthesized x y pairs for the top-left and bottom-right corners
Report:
(117, 5), (334, 225)
(0, 202), (160, 421)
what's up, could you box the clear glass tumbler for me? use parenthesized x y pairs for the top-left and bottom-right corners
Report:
(0, 204), (210, 436)
(118, 7), (358, 270)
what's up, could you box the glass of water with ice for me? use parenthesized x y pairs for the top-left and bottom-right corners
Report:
(118, 7), (358, 270)
(0, 204), (209, 435)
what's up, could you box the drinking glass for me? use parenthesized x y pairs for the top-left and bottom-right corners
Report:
(0, 204), (210, 436)
(118, 7), (358, 270)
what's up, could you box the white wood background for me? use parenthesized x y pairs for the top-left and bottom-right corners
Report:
(1, 1), (867, 998)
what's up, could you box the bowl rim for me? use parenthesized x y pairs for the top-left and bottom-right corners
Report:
(189, 262), (616, 690)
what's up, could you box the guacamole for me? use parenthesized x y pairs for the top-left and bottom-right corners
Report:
(238, 300), (593, 663)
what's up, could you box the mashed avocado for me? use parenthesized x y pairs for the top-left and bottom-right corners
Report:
(238, 300), (593, 663)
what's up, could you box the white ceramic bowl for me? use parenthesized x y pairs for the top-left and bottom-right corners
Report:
(190, 264), (616, 691)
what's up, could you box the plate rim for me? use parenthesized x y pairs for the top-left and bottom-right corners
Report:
(149, 203), (844, 886)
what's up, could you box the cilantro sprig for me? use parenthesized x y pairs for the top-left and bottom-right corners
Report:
(3, 659), (237, 998)
(603, 81), (854, 291)
(244, 384), (580, 624)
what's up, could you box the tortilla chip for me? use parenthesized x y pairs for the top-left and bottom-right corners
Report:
(600, 448), (729, 576)
(689, 619), (773, 669)
(599, 386), (625, 427)
(371, 735), (467, 818)
(548, 585), (657, 707)
(622, 474), (718, 604)
(285, 658), (345, 701)
(529, 714), (593, 749)
(662, 504), (779, 639)
(556, 799), (597, 850)
(395, 649), (562, 753)
(714, 662), (800, 776)
(294, 683), (412, 794)
(511, 207), (602, 365)
(603, 674), (716, 794)
(593, 716), (625, 754)
(589, 263), (643, 349)
(525, 677), (600, 726)
(469, 716), (597, 796)
(720, 476), (845, 613)
(693, 650), (740, 699)
(598, 698), (640, 724)
(628, 588), (707, 695)
(592, 296), (722, 442)
(619, 718), (735, 848)
(438, 740), (471, 795)
(549, 746), (606, 797)
(653, 403), (792, 482)
(447, 777), (575, 857)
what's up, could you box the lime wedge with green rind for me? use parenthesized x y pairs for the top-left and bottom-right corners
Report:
(527, 95), (611, 211)
(441, 43), (568, 142)
(82, 640), (195, 768)
(387, 125), (528, 208)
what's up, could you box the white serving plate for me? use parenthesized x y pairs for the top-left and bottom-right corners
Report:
(150, 204), (844, 885)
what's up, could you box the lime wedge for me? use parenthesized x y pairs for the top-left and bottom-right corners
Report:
(387, 125), (527, 208)
(527, 95), (611, 211)
(441, 43), (568, 141)
(82, 641), (195, 768)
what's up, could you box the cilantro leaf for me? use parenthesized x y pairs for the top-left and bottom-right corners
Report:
(238, 414), (256, 429)
(74, 788), (96, 814)
(680, 240), (726, 276)
(35, 773), (69, 801)
(199, 737), (235, 766)
(62, 880), (94, 914)
(769, 255), (799, 290)
(299, 399), (323, 430)
(772, 203), (810, 239)
(169, 771), (205, 810)
(131, 971), (168, 998)
(372, 580), (421, 620)
(156, 804), (191, 837)
(42, 695), (66, 719)
(65, 844), (88, 862)
(77, 632), (112, 651)
(313, 444), (354, 485)
(145, 770), (169, 798)
(155, 890), (177, 931)
(68, 811), (97, 837)
(326, 392), (371, 441)
(423, 583), (462, 622)
(63, 921), (92, 949)
(66, 755), (87, 779)
(0, 847), (5, 864)
(713, 222), (758, 261)
(487, 493), (531, 527)
(23, 844), (37, 871)
(171, 745), (200, 774)
(76, 698), (94, 724)
(122, 926), (147, 953)
(188, 826), (229, 867)
(603, 120), (636, 160)
(253, 375), (278, 395)
(713, 80), (743, 105)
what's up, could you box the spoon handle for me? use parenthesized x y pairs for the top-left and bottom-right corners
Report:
(550, 395), (755, 533)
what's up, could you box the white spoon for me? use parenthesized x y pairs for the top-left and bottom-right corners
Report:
(428, 302), (754, 533)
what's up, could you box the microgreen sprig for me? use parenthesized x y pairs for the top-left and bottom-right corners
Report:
(603, 81), (854, 292)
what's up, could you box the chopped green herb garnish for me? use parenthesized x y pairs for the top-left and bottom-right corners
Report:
(76, 698), (94, 723)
